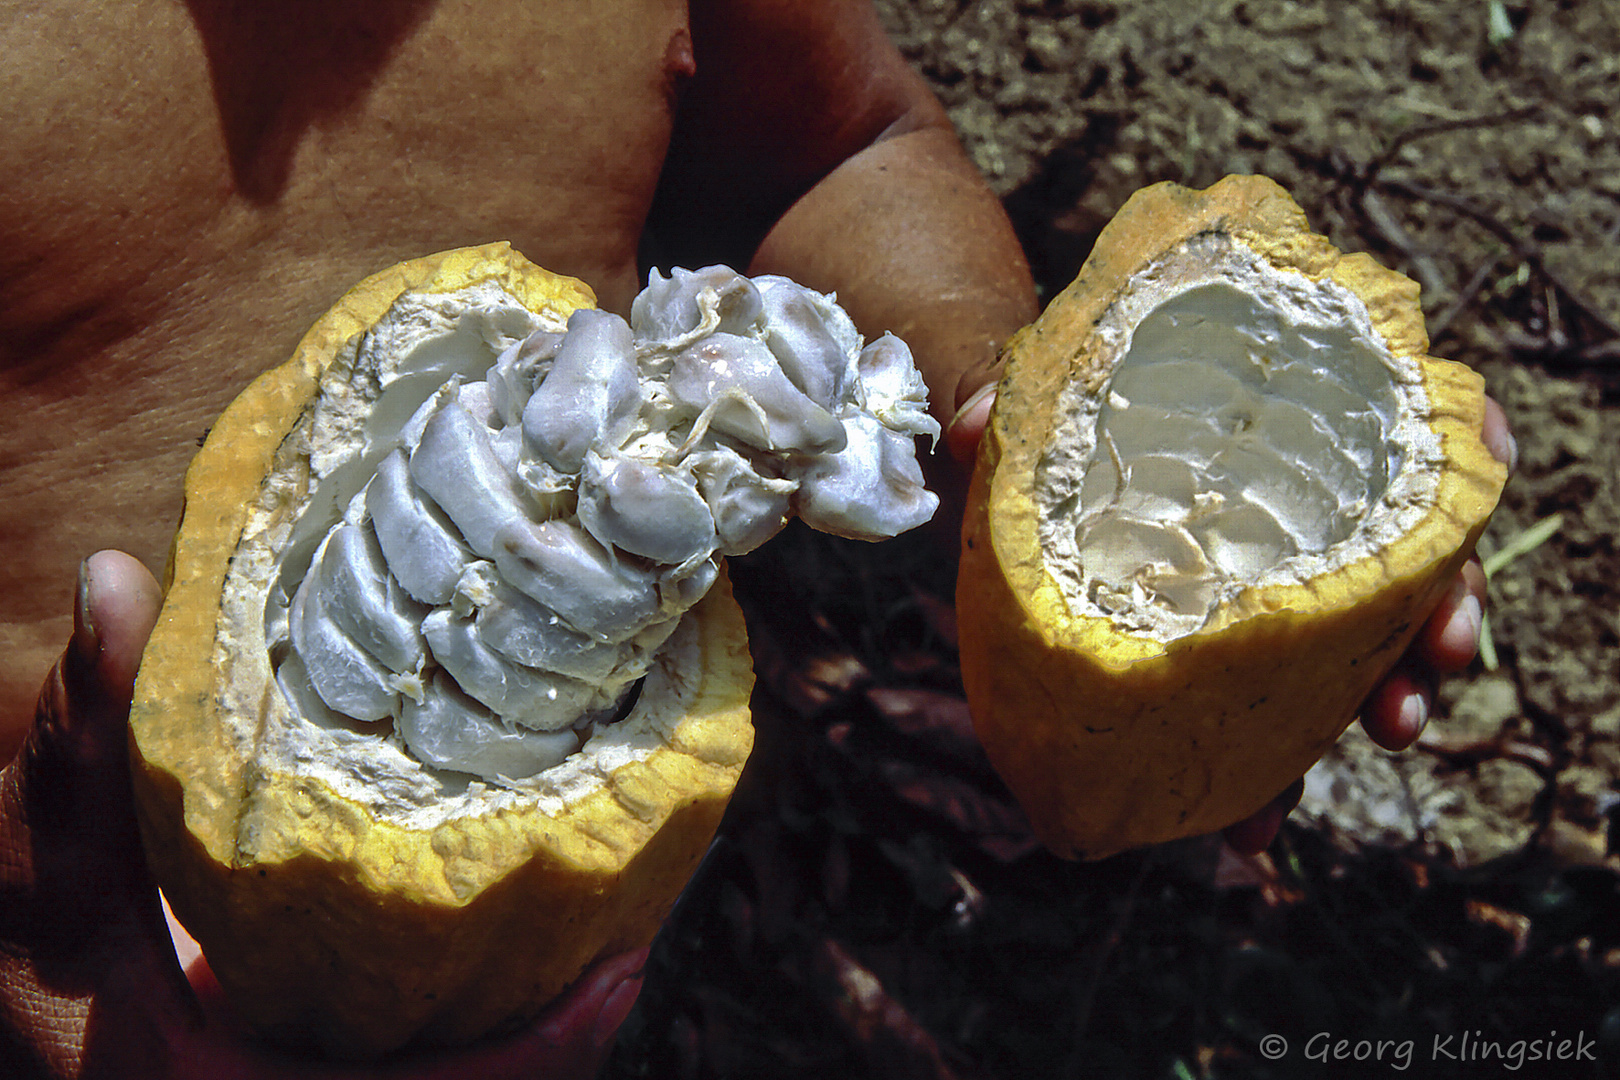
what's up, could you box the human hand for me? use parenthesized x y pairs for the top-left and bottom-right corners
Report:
(0, 551), (644, 1079)
(945, 384), (1516, 857)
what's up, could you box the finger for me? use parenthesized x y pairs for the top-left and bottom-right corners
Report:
(944, 382), (996, 463)
(15, 550), (163, 879)
(1416, 558), (1487, 672)
(354, 949), (650, 1080)
(3, 551), (190, 1074)
(141, 946), (648, 1080)
(1221, 779), (1304, 856)
(77, 550), (165, 705)
(35, 551), (166, 905)
(1481, 395), (1515, 470)
(953, 337), (1009, 412)
(31, 551), (164, 771)
(532, 947), (649, 1063)
(1360, 665), (1433, 752)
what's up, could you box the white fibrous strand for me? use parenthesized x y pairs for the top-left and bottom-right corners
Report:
(269, 267), (940, 782)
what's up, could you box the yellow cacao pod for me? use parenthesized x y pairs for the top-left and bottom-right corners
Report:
(958, 176), (1506, 860)
(129, 244), (755, 1057)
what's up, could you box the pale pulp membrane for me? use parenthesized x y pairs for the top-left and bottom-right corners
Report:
(1034, 234), (1444, 641)
(218, 267), (938, 826)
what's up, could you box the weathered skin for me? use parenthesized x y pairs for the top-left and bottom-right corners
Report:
(0, 0), (1041, 758)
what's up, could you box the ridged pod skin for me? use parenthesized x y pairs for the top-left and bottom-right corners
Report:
(957, 177), (1506, 861)
(128, 244), (755, 1057)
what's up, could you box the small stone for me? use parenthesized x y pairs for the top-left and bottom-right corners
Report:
(1024, 24), (1069, 71)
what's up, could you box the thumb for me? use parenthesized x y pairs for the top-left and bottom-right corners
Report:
(26, 550), (163, 786)
(0, 552), (172, 1073)
(11, 548), (163, 900)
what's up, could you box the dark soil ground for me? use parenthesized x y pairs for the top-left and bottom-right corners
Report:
(605, 3), (1620, 1077)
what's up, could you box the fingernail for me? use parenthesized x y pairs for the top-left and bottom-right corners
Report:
(1399, 689), (1429, 742)
(537, 949), (650, 1049)
(1488, 427), (1517, 473)
(1456, 593), (1483, 648)
(945, 381), (997, 435)
(72, 558), (100, 658)
(591, 972), (643, 1048)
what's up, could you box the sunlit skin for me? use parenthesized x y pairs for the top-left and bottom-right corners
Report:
(0, 1), (1504, 1073)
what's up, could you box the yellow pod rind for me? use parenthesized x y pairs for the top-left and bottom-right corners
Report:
(958, 177), (1506, 860)
(130, 244), (755, 1057)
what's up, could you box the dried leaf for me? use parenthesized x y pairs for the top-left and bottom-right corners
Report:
(875, 757), (1041, 862)
(1211, 849), (1305, 907)
(865, 687), (985, 763)
(817, 938), (966, 1080)
(1465, 898), (1532, 956)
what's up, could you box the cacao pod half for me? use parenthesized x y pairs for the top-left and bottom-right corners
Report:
(129, 244), (756, 1057)
(958, 176), (1506, 860)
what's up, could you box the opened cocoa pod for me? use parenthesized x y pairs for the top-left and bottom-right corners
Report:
(130, 244), (939, 1056)
(958, 176), (1507, 860)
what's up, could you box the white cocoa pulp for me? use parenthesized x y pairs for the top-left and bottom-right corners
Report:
(217, 267), (938, 825)
(1034, 234), (1446, 641)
